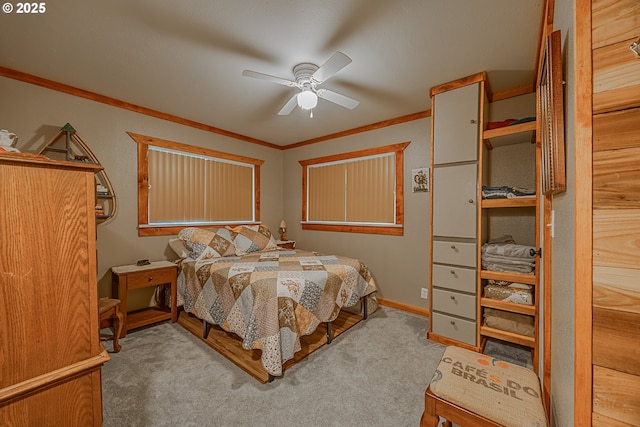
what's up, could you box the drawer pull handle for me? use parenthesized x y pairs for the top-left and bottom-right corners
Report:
(450, 245), (456, 250)
(450, 320), (456, 325)
(450, 270), (456, 275)
(468, 199), (474, 204)
(470, 119), (477, 124)
(450, 296), (455, 300)
(148, 276), (153, 281)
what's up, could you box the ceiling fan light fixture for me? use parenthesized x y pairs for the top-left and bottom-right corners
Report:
(297, 90), (318, 110)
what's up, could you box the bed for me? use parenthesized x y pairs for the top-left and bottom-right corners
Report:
(171, 225), (378, 381)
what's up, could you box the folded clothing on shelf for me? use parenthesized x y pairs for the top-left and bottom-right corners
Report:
(486, 116), (536, 130)
(482, 185), (536, 199)
(484, 308), (535, 337)
(482, 236), (536, 275)
(508, 117), (536, 126)
(484, 280), (533, 305)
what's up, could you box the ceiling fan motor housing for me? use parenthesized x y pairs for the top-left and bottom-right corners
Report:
(293, 63), (320, 90)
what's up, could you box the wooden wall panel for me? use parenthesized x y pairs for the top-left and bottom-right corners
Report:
(593, 147), (640, 208)
(593, 412), (639, 427)
(592, 0), (640, 48)
(593, 39), (640, 114)
(594, 266), (640, 315)
(593, 108), (640, 152)
(593, 209), (640, 268)
(589, 0), (640, 423)
(593, 365), (640, 425)
(593, 307), (640, 375)
(593, 86), (640, 116)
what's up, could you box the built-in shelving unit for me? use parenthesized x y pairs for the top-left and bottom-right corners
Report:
(479, 113), (540, 370)
(428, 73), (540, 372)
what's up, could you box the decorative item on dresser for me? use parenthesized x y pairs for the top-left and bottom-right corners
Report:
(111, 260), (178, 338)
(0, 129), (19, 152)
(0, 153), (109, 427)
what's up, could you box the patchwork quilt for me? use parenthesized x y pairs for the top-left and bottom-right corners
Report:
(177, 249), (378, 376)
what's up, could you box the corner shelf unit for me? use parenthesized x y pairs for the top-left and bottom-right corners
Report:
(37, 123), (117, 225)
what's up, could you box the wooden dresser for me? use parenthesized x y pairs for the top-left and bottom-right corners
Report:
(0, 153), (109, 426)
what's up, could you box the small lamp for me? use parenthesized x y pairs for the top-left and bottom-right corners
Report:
(279, 220), (287, 241)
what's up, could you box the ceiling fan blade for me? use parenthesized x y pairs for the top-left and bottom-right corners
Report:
(312, 51), (352, 83)
(316, 89), (359, 110)
(277, 93), (299, 115)
(242, 70), (297, 87)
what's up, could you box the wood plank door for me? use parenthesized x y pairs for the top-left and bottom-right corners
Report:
(576, 0), (640, 424)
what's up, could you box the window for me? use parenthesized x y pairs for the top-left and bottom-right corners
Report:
(130, 132), (263, 236)
(299, 142), (409, 235)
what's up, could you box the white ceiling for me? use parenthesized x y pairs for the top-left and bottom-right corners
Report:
(0, 0), (543, 146)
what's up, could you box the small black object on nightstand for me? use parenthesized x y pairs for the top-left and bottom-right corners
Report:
(136, 259), (151, 266)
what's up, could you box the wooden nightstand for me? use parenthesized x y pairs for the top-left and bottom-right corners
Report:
(111, 260), (178, 337)
(276, 240), (296, 249)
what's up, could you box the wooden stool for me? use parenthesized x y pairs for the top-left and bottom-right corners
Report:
(421, 346), (547, 427)
(98, 298), (123, 353)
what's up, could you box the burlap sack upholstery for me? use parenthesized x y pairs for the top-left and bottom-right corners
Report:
(429, 346), (547, 427)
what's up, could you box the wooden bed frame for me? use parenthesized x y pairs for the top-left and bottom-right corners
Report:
(177, 301), (369, 383)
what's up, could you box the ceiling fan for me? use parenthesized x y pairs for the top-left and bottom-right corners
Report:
(242, 51), (359, 117)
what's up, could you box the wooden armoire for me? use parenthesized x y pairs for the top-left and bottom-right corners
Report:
(0, 153), (108, 426)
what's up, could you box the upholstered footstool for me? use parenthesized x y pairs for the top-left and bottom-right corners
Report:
(421, 346), (547, 427)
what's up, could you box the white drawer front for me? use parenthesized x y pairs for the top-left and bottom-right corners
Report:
(432, 264), (476, 293)
(432, 289), (476, 320)
(433, 241), (476, 267)
(431, 312), (477, 346)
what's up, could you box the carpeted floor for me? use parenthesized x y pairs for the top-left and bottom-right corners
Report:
(101, 307), (532, 427)
(102, 307), (446, 427)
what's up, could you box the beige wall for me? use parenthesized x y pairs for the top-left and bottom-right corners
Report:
(0, 77), (283, 308)
(1, 72), (554, 318)
(0, 73), (432, 310)
(283, 119), (431, 308)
